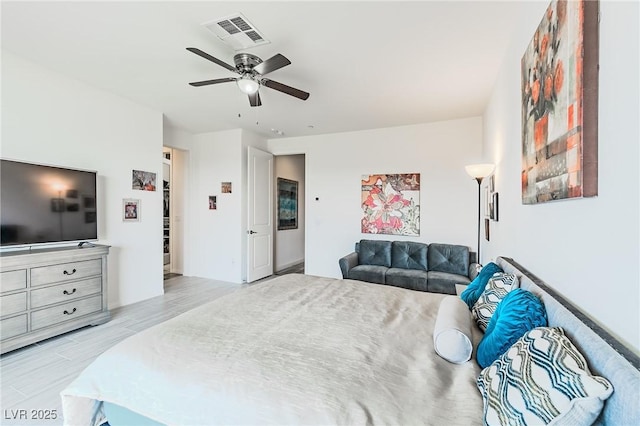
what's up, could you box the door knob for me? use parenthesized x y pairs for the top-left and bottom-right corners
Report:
(248, 230), (257, 234)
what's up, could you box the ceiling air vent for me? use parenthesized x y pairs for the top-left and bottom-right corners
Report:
(202, 13), (270, 51)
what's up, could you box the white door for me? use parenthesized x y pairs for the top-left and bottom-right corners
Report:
(247, 147), (274, 282)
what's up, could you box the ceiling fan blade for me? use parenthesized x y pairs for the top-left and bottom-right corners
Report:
(189, 77), (237, 87)
(186, 47), (237, 73)
(261, 78), (310, 101)
(253, 54), (291, 76)
(248, 91), (262, 107)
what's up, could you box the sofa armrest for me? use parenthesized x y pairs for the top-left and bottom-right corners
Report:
(468, 263), (481, 280)
(339, 252), (359, 278)
(455, 284), (468, 296)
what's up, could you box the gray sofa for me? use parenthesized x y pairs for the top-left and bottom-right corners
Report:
(339, 239), (479, 295)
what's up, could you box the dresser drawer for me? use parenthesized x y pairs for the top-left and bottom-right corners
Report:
(0, 314), (28, 340)
(31, 295), (102, 331)
(31, 277), (102, 309)
(0, 292), (27, 317)
(0, 269), (27, 293)
(31, 259), (102, 287)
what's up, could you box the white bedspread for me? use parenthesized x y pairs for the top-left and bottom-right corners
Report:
(61, 274), (483, 425)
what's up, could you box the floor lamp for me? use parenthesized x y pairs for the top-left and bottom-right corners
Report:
(465, 164), (495, 265)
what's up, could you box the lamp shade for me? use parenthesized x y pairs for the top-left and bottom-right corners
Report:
(237, 76), (259, 94)
(465, 163), (495, 179)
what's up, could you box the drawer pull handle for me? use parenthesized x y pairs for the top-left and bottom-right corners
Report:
(63, 308), (77, 315)
(63, 288), (77, 295)
(63, 269), (77, 275)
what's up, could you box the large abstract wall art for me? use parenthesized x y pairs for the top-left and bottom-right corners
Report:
(361, 173), (420, 236)
(521, 0), (599, 204)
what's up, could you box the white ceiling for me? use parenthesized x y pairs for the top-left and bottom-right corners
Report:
(1, 1), (530, 139)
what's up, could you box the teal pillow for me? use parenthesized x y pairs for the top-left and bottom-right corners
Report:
(460, 262), (502, 309)
(476, 289), (547, 368)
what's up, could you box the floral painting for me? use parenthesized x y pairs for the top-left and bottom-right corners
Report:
(521, 0), (598, 204)
(361, 173), (420, 236)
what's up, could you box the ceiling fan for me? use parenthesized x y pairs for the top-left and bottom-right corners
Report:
(186, 47), (310, 107)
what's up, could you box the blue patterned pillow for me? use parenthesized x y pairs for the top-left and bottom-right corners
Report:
(460, 262), (502, 309)
(471, 273), (519, 332)
(476, 288), (547, 368)
(477, 327), (613, 426)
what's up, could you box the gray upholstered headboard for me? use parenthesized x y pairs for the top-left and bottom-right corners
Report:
(497, 257), (640, 425)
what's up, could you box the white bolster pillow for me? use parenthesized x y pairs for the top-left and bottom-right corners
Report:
(433, 295), (473, 364)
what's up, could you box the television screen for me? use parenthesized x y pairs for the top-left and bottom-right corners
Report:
(1, 159), (98, 247)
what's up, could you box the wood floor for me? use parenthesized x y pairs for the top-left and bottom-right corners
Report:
(0, 275), (248, 425)
(275, 262), (304, 275)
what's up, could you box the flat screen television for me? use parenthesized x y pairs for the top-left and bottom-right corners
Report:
(1, 159), (98, 247)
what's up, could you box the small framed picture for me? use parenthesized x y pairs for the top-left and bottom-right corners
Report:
(51, 198), (65, 212)
(485, 218), (490, 241)
(123, 198), (140, 222)
(492, 192), (499, 222)
(221, 182), (232, 193)
(132, 170), (157, 191)
(208, 195), (217, 210)
(484, 187), (490, 217)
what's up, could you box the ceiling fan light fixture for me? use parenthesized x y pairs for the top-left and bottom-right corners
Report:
(187, 48), (309, 106)
(237, 75), (259, 94)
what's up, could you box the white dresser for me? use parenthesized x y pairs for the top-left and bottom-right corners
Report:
(0, 244), (110, 354)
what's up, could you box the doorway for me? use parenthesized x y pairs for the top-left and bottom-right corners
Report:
(162, 147), (185, 280)
(274, 154), (305, 274)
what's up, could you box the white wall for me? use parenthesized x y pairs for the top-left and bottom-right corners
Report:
(163, 122), (194, 152)
(1, 50), (165, 308)
(274, 155), (305, 271)
(269, 117), (484, 278)
(187, 129), (244, 282)
(163, 125), (270, 284)
(482, 1), (640, 351)
(179, 128), (267, 283)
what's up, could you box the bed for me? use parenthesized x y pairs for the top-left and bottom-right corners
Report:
(61, 257), (640, 425)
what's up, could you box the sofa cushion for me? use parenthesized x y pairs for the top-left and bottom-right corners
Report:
(426, 271), (469, 295)
(460, 262), (503, 309)
(358, 239), (392, 267)
(347, 265), (388, 284)
(477, 327), (613, 426)
(477, 289), (547, 368)
(391, 241), (428, 270)
(433, 296), (473, 364)
(471, 273), (519, 332)
(385, 268), (428, 291)
(427, 243), (469, 276)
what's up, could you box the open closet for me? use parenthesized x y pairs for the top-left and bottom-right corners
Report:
(163, 150), (171, 274)
(162, 146), (185, 279)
